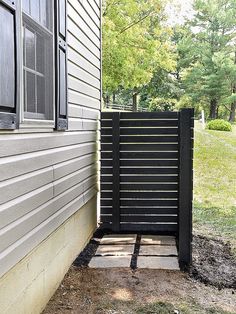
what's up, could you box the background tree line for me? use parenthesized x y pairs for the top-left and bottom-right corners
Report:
(102, 0), (236, 121)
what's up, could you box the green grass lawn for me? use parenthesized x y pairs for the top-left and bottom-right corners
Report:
(193, 121), (236, 247)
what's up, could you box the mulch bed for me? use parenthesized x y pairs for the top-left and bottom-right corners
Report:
(190, 234), (236, 289)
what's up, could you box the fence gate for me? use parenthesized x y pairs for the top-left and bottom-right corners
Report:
(100, 109), (194, 266)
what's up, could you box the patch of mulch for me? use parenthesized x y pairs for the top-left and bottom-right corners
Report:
(73, 228), (105, 267)
(190, 234), (236, 289)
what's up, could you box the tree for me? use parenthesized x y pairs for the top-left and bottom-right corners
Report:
(180, 0), (236, 119)
(102, 0), (175, 109)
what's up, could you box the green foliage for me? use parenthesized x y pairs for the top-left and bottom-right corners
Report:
(207, 119), (232, 131)
(176, 0), (236, 119)
(102, 0), (176, 94)
(149, 97), (176, 112)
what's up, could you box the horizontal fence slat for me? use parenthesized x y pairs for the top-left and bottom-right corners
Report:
(102, 120), (178, 128)
(101, 167), (178, 175)
(101, 199), (178, 207)
(101, 135), (178, 144)
(101, 207), (178, 215)
(101, 183), (178, 191)
(101, 151), (179, 159)
(101, 215), (178, 223)
(102, 143), (178, 152)
(102, 112), (178, 120)
(101, 191), (178, 199)
(101, 128), (178, 136)
(101, 159), (178, 167)
(101, 175), (178, 183)
(100, 222), (178, 233)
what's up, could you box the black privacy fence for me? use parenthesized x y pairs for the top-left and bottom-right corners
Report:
(100, 109), (194, 267)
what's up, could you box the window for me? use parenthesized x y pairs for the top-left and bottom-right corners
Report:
(0, 0), (68, 130)
(22, 0), (54, 121)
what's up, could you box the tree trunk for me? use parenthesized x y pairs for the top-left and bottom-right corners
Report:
(209, 99), (217, 119)
(112, 92), (116, 104)
(229, 102), (236, 122)
(132, 88), (138, 112)
(105, 95), (110, 108)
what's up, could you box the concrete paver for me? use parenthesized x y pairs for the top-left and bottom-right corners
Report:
(96, 244), (134, 256)
(139, 245), (178, 256)
(137, 256), (179, 270)
(140, 235), (176, 245)
(100, 234), (137, 245)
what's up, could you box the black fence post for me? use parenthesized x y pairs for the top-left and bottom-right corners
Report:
(178, 108), (194, 269)
(112, 112), (120, 232)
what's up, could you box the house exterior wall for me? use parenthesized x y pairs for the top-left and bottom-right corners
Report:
(0, 0), (101, 298)
(0, 196), (97, 314)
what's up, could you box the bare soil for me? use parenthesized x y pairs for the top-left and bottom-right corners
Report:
(43, 233), (236, 314)
(190, 235), (236, 289)
(43, 268), (235, 314)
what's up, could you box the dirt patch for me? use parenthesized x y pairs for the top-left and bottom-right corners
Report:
(43, 268), (235, 314)
(191, 235), (236, 289)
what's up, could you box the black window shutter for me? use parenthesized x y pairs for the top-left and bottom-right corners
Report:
(0, 0), (20, 130)
(55, 0), (68, 130)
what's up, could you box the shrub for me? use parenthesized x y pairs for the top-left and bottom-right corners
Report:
(207, 119), (232, 132)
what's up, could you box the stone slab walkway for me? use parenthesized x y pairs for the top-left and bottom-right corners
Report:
(89, 234), (180, 270)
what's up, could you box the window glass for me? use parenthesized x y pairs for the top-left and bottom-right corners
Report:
(25, 27), (35, 70)
(22, 0), (53, 31)
(23, 1), (54, 121)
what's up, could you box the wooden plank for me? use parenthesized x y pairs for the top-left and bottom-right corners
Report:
(100, 215), (178, 223)
(101, 159), (178, 167)
(102, 135), (178, 143)
(101, 199), (178, 207)
(111, 112), (120, 232)
(101, 127), (178, 136)
(101, 183), (178, 191)
(101, 175), (178, 183)
(101, 191), (178, 199)
(102, 143), (178, 152)
(101, 222), (178, 233)
(101, 167), (178, 175)
(101, 207), (178, 215)
(178, 109), (194, 268)
(102, 112), (178, 120)
(101, 215), (178, 223)
(102, 151), (179, 159)
(102, 120), (178, 128)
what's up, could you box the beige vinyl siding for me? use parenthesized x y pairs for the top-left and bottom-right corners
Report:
(0, 0), (101, 278)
